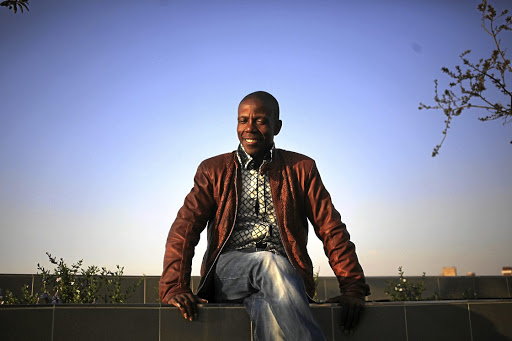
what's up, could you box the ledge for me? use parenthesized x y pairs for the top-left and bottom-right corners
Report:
(1, 300), (511, 340)
(1, 274), (511, 303)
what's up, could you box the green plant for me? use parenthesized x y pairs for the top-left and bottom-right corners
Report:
(313, 267), (320, 301)
(0, 285), (38, 305)
(0, 252), (143, 305)
(384, 266), (427, 301)
(37, 253), (104, 304)
(0, 289), (18, 305)
(20, 284), (38, 304)
(100, 265), (144, 304)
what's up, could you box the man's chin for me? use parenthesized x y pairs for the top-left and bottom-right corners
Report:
(245, 148), (260, 157)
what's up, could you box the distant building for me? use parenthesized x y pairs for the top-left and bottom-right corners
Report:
(442, 266), (457, 276)
(502, 267), (512, 276)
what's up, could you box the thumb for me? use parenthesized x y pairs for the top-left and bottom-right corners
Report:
(197, 297), (208, 304)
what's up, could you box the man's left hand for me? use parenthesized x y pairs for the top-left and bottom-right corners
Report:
(325, 295), (365, 334)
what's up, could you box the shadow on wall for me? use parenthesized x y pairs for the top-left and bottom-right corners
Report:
(469, 304), (512, 341)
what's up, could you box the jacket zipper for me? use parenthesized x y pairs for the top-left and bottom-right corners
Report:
(198, 155), (316, 302)
(196, 162), (239, 294)
(270, 170), (317, 302)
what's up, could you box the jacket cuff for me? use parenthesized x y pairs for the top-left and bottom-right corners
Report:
(161, 287), (193, 304)
(338, 278), (371, 300)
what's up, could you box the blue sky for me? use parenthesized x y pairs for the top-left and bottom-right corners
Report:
(1, 0), (511, 277)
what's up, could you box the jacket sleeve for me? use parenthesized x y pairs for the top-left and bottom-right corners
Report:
(305, 161), (370, 299)
(159, 161), (216, 303)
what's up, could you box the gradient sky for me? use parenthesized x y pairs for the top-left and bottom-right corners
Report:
(1, 0), (511, 277)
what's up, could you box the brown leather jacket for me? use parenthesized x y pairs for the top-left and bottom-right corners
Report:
(159, 149), (370, 303)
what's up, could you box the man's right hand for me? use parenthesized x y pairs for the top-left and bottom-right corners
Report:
(168, 293), (208, 321)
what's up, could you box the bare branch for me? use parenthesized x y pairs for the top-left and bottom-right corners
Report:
(0, 0), (29, 14)
(420, 0), (511, 156)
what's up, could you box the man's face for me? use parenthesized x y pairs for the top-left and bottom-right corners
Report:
(237, 97), (282, 158)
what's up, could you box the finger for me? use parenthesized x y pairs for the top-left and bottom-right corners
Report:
(343, 306), (355, 334)
(183, 296), (196, 321)
(350, 305), (363, 332)
(169, 297), (188, 320)
(197, 297), (208, 304)
(169, 297), (181, 308)
(339, 304), (348, 330)
(193, 297), (207, 319)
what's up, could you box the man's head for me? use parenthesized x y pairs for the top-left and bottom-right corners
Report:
(237, 91), (282, 158)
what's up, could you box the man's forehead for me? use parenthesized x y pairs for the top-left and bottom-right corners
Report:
(238, 98), (271, 114)
(238, 97), (272, 110)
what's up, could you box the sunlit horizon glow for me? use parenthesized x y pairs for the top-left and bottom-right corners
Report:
(1, 0), (511, 277)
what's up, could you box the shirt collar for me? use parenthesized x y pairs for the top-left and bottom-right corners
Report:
(237, 143), (275, 170)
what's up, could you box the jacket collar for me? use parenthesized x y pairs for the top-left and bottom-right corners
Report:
(236, 143), (275, 171)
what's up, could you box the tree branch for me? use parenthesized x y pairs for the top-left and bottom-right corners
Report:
(420, 0), (511, 156)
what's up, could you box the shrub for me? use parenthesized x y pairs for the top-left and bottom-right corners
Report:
(384, 266), (429, 301)
(1, 252), (143, 305)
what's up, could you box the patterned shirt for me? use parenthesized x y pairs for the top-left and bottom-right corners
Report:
(225, 144), (286, 256)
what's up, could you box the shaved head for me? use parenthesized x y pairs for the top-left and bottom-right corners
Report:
(239, 91), (280, 124)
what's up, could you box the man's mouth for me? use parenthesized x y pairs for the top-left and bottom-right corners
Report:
(243, 136), (261, 144)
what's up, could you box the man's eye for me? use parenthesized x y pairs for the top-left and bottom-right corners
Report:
(257, 119), (267, 124)
(238, 118), (247, 123)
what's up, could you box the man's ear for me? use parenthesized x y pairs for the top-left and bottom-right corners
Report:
(274, 119), (282, 136)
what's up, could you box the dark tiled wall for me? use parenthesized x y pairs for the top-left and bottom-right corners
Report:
(53, 306), (159, 341)
(144, 276), (161, 304)
(1, 275), (510, 303)
(0, 306), (53, 341)
(406, 302), (472, 340)
(0, 275), (34, 298)
(362, 276), (510, 302)
(473, 277), (510, 299)
(1, 301), (511, 341)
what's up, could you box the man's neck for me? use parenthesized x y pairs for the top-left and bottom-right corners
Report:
(237, 144), (274, 170)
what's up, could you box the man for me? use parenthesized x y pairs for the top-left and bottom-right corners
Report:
(160, 91), (370, 340)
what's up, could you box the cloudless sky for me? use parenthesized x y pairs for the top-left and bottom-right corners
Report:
(1, 0), (511, 277)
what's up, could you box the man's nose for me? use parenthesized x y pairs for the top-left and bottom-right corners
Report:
(245, 119), (257, 131)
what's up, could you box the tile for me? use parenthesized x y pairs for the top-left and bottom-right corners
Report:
(310, 305), (333, 341)
(160, 305), (250, 340)
(318, 276), (440, 302)
(0, 306), (53, 341)
(0, 275), (34, 300)
(120, 276), (145, 304)
(32, 275), (44, 298)
(470, 301), (512, 341)
(406, 302), (471, 341)
(94, 276), (145, 304)
(323, 277), (341, 301)
(145, 276), (161, 304)
(331, 304), (407, 341)
(473, 276), (509, 299)
(506, 277), (512, 298)
(53, 305), (159, 341)
(191, 275), (201, 293)
(407, 276), (440, 301)
(438, 277), (476, 300)
(365, 277), (394, 301)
